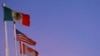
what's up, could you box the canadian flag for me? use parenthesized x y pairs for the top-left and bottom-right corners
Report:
(20, 42), (38, 56)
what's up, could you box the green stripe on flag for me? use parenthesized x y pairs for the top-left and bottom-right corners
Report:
(4, 7), (13, 21)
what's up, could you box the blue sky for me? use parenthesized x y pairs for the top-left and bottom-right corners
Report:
(0, 0), (100, 56)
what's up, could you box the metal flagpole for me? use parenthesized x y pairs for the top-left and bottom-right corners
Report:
(3, 1), (9, 56)
(4, 21), (9, 56)
(13, 22), (18, 56)
(20, 41), (24, 56)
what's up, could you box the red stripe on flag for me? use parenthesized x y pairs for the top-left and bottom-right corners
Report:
(17, 34), (36, 46)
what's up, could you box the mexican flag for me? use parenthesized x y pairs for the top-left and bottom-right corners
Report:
(3, 7), (30, 26)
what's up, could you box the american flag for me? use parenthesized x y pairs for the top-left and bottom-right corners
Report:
(20, 42), (39, 56)
(16, 29), (36, 46)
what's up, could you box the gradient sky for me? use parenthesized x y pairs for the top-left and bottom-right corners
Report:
(0, 0), (100, 56)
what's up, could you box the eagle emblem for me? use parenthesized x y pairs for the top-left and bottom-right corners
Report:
(15, 12), (21, 21)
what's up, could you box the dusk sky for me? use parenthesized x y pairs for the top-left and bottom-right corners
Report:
(0, 0), (100, 56)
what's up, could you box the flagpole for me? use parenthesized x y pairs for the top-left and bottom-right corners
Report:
(13, 22), (18, 56)
(4, 21), (9, 56)
(3, 2), (9, 56)
(20, 41), (24, 56)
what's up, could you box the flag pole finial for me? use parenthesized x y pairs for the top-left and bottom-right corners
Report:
(2, 0), (6, 7)
(2, 2), (6, 6)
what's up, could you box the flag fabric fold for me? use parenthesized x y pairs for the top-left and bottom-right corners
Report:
(16, 29), (36, 46)
(20, 42), (39, 56)
(3, 6), (30, 26)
